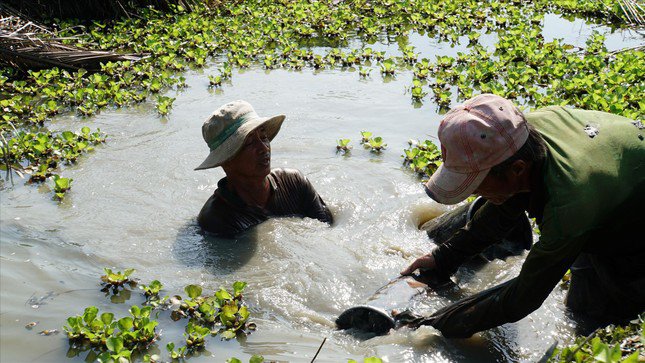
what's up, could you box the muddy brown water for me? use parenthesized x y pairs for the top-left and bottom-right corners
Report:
(1, 14), (642, 363)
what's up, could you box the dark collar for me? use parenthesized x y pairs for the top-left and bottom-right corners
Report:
(216, 172), (278, 209)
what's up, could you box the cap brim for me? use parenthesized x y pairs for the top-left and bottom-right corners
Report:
(194, 114), (285, 171)
(423, 164), (488, 205)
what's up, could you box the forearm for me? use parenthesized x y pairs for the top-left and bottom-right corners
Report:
(432, 195), (530, 274)
(430, 235), (580, 338)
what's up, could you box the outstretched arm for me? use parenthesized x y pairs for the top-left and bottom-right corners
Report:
(428, 230), (584, 338)
(403, 194), (529, 276)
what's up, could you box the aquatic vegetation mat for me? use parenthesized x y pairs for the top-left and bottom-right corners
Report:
(62, 268), (258, 362)
(547, 316), (644, 363)
(1, 0), (643, 199)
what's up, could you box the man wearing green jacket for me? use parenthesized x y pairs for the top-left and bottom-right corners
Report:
(401, 94), (645, 338)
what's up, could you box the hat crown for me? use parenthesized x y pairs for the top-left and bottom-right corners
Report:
(202, 100), (259, 151)
(438, 94), (528, 173)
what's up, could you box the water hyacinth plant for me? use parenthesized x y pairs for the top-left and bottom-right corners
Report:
(360, 131), (372, 144)
(2, 0), (643, 200)
(367, 136), (386, 153)
(170, 282), (253, 340)
(402, 139), (443, 178)
(208, 74), (222, 87)
(51, 175), (72, 200)
(101, 268), (137, 294)
(410, 79), (428, 101)
(337, 138), (352, 153)
(379, 58), (396, 76)
(155, 95), (175, 116)
(63, 305), (160, 357)
(64, 268), (256, 362)
(358, 67), (371, 78)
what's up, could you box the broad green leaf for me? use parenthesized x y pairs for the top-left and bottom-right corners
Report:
(238, 305), (250, 321)
(97, 352), (111, 363)
(185, 284), (202, 299)
(621, 351), (640, 363)
(117, 316), (134, 331)
(222, 303), (238, 317)
(129, 305), (140, 318)
(220, 330), (236, 340)
(100, 312), (114, 325)
(249, 355), (264, 363)
(226, 358), (242, 363)
(83, 306), (99, 324)
(106, 336), (124, 353)
(215, 288), (232, 301)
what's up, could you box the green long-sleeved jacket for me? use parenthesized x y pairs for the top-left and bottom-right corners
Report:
(428, 107), (645, 338)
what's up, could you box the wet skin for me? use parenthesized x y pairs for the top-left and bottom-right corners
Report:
(472, 160), (530, 205)
(223, 127), (271, 178)
(221, 127), (272, 207)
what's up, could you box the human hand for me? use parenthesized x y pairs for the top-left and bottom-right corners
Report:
(400, 253), (437, 276)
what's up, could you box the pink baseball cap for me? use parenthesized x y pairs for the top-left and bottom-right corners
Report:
(425, 94), (529, 205)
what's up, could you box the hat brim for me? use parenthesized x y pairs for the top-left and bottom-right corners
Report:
(423, 163), (488, 205)
(194, 114), (285, 171)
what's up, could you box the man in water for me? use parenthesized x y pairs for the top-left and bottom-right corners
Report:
(195, 100), (333, 237)
(401, 94), (645, 337)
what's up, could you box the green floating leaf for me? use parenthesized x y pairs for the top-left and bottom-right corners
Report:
(185, 284), (202, 299)
(106, 336), (123, 353)
(215, 287), (232, 301)
(118, 317), (133, 331)
(220, 330), (236, 340)
(100, 312), (114, 325)
(233, 281), (247, 296)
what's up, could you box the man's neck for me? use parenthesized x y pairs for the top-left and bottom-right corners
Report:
(225, 173), (271, 208)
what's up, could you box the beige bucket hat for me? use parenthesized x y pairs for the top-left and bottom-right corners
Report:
(195, 100), (285, 170)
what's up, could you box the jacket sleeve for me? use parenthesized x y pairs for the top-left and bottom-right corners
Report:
(432, 194), (530, 275)
(429, 225), (585, 338)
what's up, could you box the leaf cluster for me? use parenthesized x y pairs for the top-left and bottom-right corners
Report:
(63, 268), (256, 362)
(548, 317), (644, 363)
(358, 131), (386, 153)
(0, 125), (106, 199)
(170, 282), (253, 341)
(63, 305), (159, 362)
(402, 139), (442, 179)
(2, 0), (641, 198)
(101, 268), (138, 294)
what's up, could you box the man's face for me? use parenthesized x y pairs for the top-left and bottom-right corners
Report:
(473, 167), (524, 205)
(225, 127), (271, 178)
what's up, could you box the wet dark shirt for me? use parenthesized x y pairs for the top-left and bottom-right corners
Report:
(198, 168), (333, 237)
(427, 107), (645, 338)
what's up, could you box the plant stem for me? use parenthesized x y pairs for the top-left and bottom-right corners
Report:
(565, 329), (598, 361)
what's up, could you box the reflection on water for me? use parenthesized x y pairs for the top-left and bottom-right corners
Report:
(0, 13), (640, 363)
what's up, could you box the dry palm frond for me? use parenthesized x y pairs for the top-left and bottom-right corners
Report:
(0, 30), (143, 72)
(617, 0), (645, 26)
